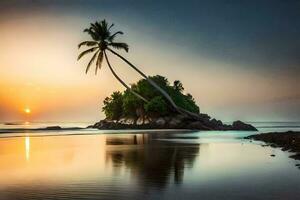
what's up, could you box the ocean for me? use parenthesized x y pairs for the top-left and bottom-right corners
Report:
(0, 121), (299, 200)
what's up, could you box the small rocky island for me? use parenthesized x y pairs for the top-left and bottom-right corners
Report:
(92, 116), (256, 131)
(91, 75), (257, 131)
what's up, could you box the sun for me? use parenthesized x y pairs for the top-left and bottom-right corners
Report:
(24, 108), (31, 114)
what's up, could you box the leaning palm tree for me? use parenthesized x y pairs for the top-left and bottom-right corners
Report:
(78, 19), (201, 120)
(78, 20), (147, 103)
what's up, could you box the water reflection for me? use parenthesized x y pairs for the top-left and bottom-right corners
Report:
(0, 132), (300, 200)
(106, 134), (199, 188)
(25, 137), (30, 161)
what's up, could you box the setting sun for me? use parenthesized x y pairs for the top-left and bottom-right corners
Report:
(24, 108), (31, 114)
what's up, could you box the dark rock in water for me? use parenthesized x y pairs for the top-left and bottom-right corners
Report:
(246, 131), (300, 163)
(210, 118), (223, 127)
(270, 154), (275, 157)
(45, 126), (62, 130)
(186, 121), (210, 130)
(4, 122), (21, 125)
(290, 154), (300, 160)
(231, 120), (257, 131)
(0, 126), (84, 134)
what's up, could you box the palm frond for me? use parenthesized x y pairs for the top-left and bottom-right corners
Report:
(91, 22), (103, 36)
(108, 23), (114, 30)
(78, 41), (98, 49)
(84, 28), (99, 41)
(95, 51), (104, 74)
(108, 42), (129, 52)
(78, 47), (99, 60)
(108, 31), (123, 42)
(85, 50), (99, 74)
(91, 23), (98, 31)
(100, 20), (108, 31)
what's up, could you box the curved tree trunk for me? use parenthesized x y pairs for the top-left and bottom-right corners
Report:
(104, 51), (149, 103)
(107, 48), (202, 120)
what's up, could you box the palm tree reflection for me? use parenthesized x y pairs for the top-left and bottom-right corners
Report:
(105, 133), (200, 189)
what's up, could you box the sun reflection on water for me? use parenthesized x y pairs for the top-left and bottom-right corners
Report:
(25, 137), (30, 161)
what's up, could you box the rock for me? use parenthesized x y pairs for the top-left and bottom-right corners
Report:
(246, 131), (300, 163)
(124, 118), (135, 124)
(199, 113), (211, 121)
(187, 121), (210, 130)
(270, 154), (275, 157)
(118, 118), (127, 124)
(174, 114), (189, 122)
(4, 122), (20, 125)
(232, 120), (257, 131)
(221, 124), (232, 130)
(210, 118), (223, 127)
(45, 126), (62, 130)
(163, 116), (171, 122)
(136, 117), (144, 125)
(155, 118), (166, 126)
(143, 118), (151, 124)
(91, 116), (257, 131)
(169, 118), (182, 128)
(290, 154), (300, 160)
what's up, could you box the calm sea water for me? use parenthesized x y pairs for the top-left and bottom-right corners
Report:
(0, 122), (299, 200)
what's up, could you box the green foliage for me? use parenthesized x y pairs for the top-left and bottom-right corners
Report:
(122, 89), (143, 117)
(102, 91), (123, 120)
(168, 90), (200, 114)
(102, 75), (200, 119)
(144, 96), (168, 116)
(173, 80), (184, 92)
(134, 75), (168, 99)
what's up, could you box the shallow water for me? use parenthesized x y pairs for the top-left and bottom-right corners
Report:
(0, 128), (299, 200)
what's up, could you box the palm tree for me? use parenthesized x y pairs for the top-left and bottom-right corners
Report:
(77, 20), (148, 103)
(78, 19), (201, 120)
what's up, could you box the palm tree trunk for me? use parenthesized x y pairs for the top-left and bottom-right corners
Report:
(104, 51), (149, 103)
(107, 48), (202, 120)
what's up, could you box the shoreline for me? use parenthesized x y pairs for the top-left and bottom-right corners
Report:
(246, 131), (300, 168)
(91, 118), (258, 131)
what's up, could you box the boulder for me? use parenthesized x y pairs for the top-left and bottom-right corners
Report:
(210, 118), (223, 127)
(118, 118), (127, 124)
(163, 116), (171, 122)
(155, 117), (166, 126)
(187, 121), (210, 130)
(174, 114), (189, 121)
(168, 117), (182, 128)
(231, 120), (257, 131)
(45, 126), (62, 130)
(136, 117), (144, 125)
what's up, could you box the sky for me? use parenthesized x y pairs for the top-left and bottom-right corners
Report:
(0, 0), (299, 122)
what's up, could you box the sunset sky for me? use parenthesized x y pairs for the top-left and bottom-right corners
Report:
(0, 0), (299, 122)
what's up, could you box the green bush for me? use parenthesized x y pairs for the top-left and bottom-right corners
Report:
(102, 91), (123, 120)
(144, 96), (168, 116)
(122, 89), (143, 117)
(101, 75), (200, 119)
